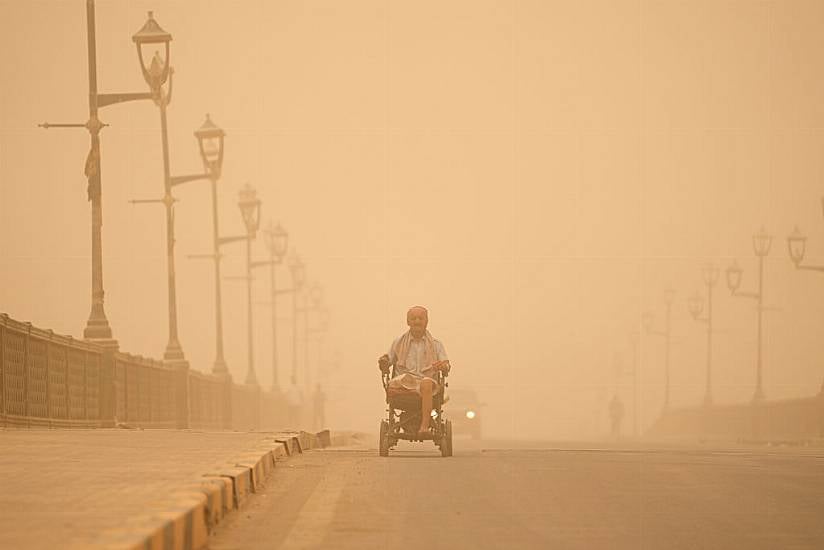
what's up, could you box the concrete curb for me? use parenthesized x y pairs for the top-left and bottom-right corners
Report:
(83, 429), (352, 550)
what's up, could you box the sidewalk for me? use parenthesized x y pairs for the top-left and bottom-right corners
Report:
(0, 428), (329, 550)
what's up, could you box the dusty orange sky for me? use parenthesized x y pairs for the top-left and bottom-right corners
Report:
(2, 0), (824, 438)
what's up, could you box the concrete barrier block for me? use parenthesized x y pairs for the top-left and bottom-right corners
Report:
(201, 475), (235, 516)
(203, 466), (252, 508)
(275, 436), (302, 456)
(234, 451), (274, 492)
(182, 478), (231, 530)
(316, 429), (332, 448)
(297, 431), (313, 450)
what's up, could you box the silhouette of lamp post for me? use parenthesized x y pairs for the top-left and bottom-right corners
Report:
(39, 0), (156, 348)
(787, 224), (824, 394)
(688, 264), (720, 407)
(288, 255), (307, 383)
(726, 226), (772, 402)
(303, 283), (326, 390)
(182, 115), (232, 374)
(130, 11), (192, 365)
(251, 221), (289, 392)
(643, 288), (675, 412)
(238, 184), (262, 385)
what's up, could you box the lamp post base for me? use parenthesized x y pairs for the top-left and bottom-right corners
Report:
(245, 370), (259, 387)
(212, 357), (229, 376)
(83, 315), (114, 341)
(84, 336), (119, 352)
(163, 340), (186, 363)
(752, 387), (766, 403)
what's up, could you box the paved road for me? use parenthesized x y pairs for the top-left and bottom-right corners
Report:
(208, 438), (824, 550)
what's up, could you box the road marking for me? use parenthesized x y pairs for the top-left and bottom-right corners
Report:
(278, 461), (350, 549)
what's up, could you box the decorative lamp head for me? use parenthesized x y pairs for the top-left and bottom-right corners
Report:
(132, 11), (172, 92)
(726, 260), (743, 293)
(752, 225), (772, 257)
(237, 183), (261, 237)
(194, 114), (225, 178)
(787, 226), (807, 267)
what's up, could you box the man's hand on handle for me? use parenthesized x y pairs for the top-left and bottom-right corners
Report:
(378, 354), (391, 374)
(433, 360), (451, 375)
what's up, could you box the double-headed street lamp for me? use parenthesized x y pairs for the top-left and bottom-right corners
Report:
(643, 288), (675, 412)
(787, 223), (824, 394)
(688, 264), (720, 407)
(39, 0), (156, 349)
(250, 221), (289, 391)
(726, 226), (772, 402)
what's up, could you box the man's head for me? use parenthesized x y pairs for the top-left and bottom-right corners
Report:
(406, 306), (429, 337)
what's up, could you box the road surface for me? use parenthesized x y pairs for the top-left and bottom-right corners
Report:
(208, 438), (824, 549)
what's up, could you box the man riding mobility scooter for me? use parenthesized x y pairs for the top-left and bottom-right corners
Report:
(377, 306), (453, 457)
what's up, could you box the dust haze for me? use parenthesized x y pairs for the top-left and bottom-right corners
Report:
(2, 0), (823, 439)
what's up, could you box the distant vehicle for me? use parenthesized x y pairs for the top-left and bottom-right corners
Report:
(444, 387), (484, 440)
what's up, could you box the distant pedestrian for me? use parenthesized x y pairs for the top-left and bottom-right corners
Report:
(609, 394), (625, 438)
(313, 383), (326, 431)
(285, 376), (303, 429)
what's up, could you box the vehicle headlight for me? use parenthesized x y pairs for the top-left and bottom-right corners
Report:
(466, 410), (476, 419)
(431, 410), (438, 418)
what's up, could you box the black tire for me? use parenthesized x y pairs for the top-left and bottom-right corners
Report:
(441, 420), (453, 457)
(379, 420), (390, 457)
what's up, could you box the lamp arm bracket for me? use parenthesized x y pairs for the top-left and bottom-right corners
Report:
(129, 198), (164, 205)
(275, 288), (296, 295)
(250, 260), (274, 269)
(170, 173), (210, 187)
(218, 235), (248, 246)
(732, 290), (760, 300)
(38, 122), (87, 129)
(187, 253), (216, 260)
(97, 91), (153, 108)
(796, 264), (824, 273)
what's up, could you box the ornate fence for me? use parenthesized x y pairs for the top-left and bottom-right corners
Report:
(0, 314), (285, 430)
(0, 314), (109, 427)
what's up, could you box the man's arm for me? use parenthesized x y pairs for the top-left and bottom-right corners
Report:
(434, 340), (450, 373)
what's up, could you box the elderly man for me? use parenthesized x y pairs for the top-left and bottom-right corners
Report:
(378, 306), (450, 437)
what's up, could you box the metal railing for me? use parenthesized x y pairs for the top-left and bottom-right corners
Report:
(1, 314), (287, 431)
(1, 314), (108, 427)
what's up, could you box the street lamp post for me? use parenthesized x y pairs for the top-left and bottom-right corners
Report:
(39, 0), (155, 349)
(192, 115), (229, 375)
(237, 185), (262, 386)
(250, 221), (289, 392)
(726, 226), (772, 402)
(130, 11), (191, 365)
(787, 222), (824, 394)
(688, 264), (720, 406)
(628, 329), (640, 438)
(643, 288), (675, 412)
(288, 255), (307, 383)
(303, 283), (326, 390)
